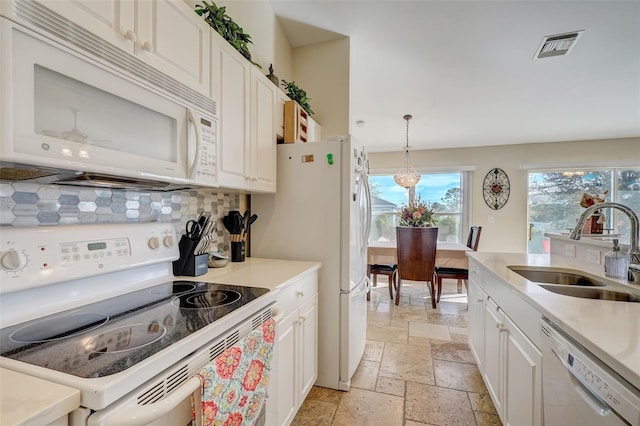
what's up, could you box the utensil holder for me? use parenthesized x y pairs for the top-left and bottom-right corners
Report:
(231, 241), (245, 262)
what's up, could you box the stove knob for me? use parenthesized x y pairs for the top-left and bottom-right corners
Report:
(1, 249), (28, 271)
(148, 237), (160, 250)
(163, 236), (174, 247)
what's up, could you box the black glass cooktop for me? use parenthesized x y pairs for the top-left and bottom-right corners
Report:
(0, 281), (269, 378)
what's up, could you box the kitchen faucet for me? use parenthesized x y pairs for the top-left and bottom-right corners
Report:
(569, 202), (640, 283)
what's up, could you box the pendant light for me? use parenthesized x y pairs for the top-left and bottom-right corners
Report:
(393, 114), (421, 188)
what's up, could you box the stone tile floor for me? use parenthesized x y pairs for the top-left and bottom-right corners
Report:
(292, 279), (502, 426)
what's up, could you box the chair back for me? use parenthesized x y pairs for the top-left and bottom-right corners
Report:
(467, 226), (482, 251)
(396, 227), (439, 282)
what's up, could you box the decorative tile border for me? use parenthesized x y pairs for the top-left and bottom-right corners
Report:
(0, 182), (240, 253)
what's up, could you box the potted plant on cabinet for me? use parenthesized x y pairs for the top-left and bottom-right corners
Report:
(195, 1), (261, 68)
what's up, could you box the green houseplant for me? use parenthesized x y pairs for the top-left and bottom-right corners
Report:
(195, 1), (261, 68)
(282, 80), (314, 116)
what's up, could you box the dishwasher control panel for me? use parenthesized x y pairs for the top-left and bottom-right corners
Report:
(543, 320), (640, 425)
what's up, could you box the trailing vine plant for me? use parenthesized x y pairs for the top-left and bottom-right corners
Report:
(282, 80), (314, 115)
(195, 1), (261, 68)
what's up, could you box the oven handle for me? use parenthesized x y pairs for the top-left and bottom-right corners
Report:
(103, 376), (200, 426)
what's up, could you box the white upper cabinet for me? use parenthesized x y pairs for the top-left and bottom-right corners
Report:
(212, 31), (276, 193)
(249, 69), (277, 192)
(136, 1), (211, 95)
(28, 0), (211, 96)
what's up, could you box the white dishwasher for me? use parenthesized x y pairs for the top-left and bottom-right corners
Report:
(540, 319), (640, 425)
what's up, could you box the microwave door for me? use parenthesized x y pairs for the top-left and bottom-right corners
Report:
(2, 19), (192, 185)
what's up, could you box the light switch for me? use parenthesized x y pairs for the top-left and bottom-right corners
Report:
(487, 214), (494, 223)
(565, 244), (576, 257)
(587, 249), (601, 264)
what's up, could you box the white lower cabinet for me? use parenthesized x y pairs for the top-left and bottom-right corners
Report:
(469, 260), (542, 426)
(267, 272), (318, 426)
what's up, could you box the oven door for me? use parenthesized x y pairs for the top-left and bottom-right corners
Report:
(1, 18), (216, 187)
(85, 377), (200, 426)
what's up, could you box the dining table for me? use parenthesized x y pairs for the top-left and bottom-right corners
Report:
(367, 240), (471, 269)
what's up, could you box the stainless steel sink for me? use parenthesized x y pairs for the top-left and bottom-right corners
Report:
(507, 266), (606, 287)
(538, 285), (640, 303)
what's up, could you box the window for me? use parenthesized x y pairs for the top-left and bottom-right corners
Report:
(527, 168), (640, 253)
(369, 172), (467, 243)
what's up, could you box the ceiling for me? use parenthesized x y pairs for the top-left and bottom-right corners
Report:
(268, 1), (640, 153)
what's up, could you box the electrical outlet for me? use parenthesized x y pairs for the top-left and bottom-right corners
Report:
(565, 244), (576, 257)
(587, 249), (601, 264)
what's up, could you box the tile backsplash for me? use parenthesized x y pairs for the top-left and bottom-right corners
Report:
(0, 182), (240, 253)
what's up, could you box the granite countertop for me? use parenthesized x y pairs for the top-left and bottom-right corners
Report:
(0, 368), (80, 425)
(468, 251), (640, 390)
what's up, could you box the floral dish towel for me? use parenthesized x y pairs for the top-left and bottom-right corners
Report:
(193, 318), (276, 426)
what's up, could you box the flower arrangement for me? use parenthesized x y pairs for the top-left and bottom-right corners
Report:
(398, 197), (438, 227)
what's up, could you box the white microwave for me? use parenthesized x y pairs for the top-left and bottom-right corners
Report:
(0, 15), (217, 189)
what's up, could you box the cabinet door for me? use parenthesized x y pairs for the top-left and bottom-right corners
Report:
(136, 0), (210, 95)
(483, 297), (504, 416)
(504, 315), (543, 426)
(213, 34), (250, 190)
(275, 90), (289, 144)
(298, 294), (318, 400)
(250, 70), (277, 193)
(34, 0), (135, 52)
(467, 279), (485, 372)
(274, 310), (298, 426)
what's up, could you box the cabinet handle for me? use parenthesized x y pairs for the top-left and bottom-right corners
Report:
(476, 297), (483, 303)
(142, 41), (153, 52)
(297, 291), (304, 297)
(123, 29), (136, 42)
(496, 323), (507, 332)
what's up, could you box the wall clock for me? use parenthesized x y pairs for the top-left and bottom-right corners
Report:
(483, 168), (510, 210)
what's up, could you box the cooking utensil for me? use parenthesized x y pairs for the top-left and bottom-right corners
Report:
(242, 214), (258, 241)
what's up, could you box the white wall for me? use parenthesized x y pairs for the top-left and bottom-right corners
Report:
(368, 137), (640, 253)
(292, 38), (350, 138)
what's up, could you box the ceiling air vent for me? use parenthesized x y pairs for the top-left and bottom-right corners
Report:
(534, 30), (584, 59)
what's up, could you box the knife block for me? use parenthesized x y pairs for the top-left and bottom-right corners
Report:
(173, 236), (208, 276)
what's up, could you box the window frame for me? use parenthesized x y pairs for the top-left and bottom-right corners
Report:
(368, 170), (471, 244)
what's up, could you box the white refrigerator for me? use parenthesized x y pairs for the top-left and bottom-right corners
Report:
(251, 136), (372, 390)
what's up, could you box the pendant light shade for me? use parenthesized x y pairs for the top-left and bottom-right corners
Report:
(393, 114), (421, 188)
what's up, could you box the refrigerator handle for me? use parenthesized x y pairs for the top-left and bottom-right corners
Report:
(361, 169), (372, 254)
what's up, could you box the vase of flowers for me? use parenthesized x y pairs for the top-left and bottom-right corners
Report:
(397, 197), (438, 227)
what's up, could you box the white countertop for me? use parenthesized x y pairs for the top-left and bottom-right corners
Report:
(181, 257), (322, 291)
(0, 367), (80, 426)
(0, 257), (321, 425)
(468, 251), (640, 390)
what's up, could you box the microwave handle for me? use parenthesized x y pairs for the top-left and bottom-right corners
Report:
(91, 376), (201, 426)
(187, 108), (203, 180)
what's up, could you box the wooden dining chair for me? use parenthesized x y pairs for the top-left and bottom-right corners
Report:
(395, 226), (439, 307)
(366, 263), (397, 301)
(435, 226), (482, 302)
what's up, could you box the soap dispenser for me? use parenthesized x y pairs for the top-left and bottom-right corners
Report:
(604, 239), (628, 280)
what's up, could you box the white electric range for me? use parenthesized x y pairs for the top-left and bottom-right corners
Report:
(0, 222), (273, 425)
